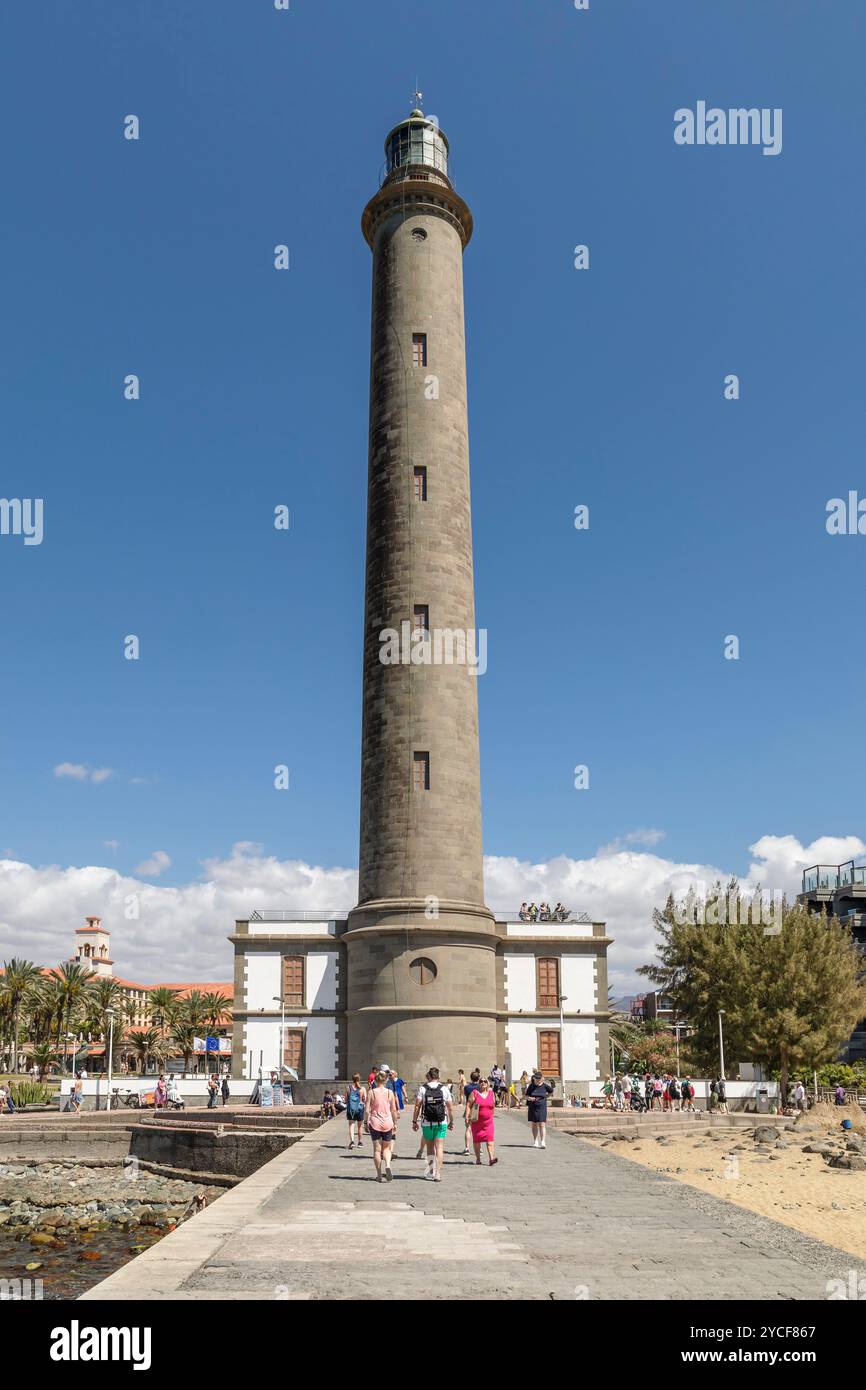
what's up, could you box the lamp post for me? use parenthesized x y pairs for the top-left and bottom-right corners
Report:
(674, 1021), (685, 1074)
(559, 994), (568, 1102)
(106, 1009), (115, 1113)
(272, 995), (285, 1098)
(718, 1009), (726, 1082)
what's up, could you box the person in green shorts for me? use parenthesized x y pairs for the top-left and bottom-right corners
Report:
(412, 1067), (453, 1182)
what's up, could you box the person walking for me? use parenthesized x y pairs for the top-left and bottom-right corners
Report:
(716, 1077), (728, 1114)
(793, 1080), (807, 1113)
(154, 1074), (168, 1110)
(668, 1074), (681, 1113)
(69, 1077), (83, 1116)
(412, 1067), (453, 1182)
(519, 1070), (529, 1105)
(220, 1073), (230, 1107)
(835, 1083), (847, 1107)
(681, 1076), (694, 1112)
(462, 1068), (482, 1155)
(167, 1074), (182, 1108)
(365, 1070), (398, 1182)
(651, 1075), (663, 1111)
(525, 1069), (554, 1148)
(467, 1074), (497, 1166)
(602, 1075), (614, 1109)
(207, 1073), (219, 1109)
(345, 1073), (367, 1149)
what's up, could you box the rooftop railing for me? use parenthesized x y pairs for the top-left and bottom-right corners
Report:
(802, 862), (866, 894)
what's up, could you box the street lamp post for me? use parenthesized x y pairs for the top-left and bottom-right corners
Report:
(674, 1021), (684, 1074)
(272, 996), (285, 1099)
(106, 1009), (115, 1113)
(559, 994), (568, 1103)
(718, 1009), (726, 1082)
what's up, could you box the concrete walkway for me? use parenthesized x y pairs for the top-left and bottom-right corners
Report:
(82, 1111), (855, 1301)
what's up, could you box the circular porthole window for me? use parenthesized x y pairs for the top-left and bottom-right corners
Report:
(409, 956), (437, 985)
(411, 227), (427, 242)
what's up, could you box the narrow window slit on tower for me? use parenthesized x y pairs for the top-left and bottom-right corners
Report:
(411, 332), (427, 367)
(413, 465), (427, 501)
(413, 604), (429, 636)
(413, 751), (430, 791)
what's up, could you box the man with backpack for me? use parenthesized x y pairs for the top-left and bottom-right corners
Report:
(412, 1067), (453, 1182)
(668, 1074), (681, 1112)
(681, 1076), (694, 1112)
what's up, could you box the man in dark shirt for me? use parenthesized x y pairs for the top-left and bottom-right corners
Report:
(525, 1069), (554, 1148)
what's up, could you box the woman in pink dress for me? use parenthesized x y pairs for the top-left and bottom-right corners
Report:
(466, 1074), (497, 1167)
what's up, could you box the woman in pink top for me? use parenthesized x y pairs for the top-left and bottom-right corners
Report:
(365, 1071), (398, 1182)
(466, 1074), (497, 1167)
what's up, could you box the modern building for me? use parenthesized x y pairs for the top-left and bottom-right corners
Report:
(229, 103), (611, 1091)
(799, 859), (866, 1060)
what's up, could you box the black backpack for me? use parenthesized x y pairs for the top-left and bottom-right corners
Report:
(422, 1083), (446, 1124)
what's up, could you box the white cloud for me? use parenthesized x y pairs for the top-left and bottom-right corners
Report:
(54, 763), (89, 781)
(133, 850), (172, 878)
(0, 834), (858, 991)
(598, 827), (666, 854)
(104, 840), (119, 852)
(53, 763), (114, 785)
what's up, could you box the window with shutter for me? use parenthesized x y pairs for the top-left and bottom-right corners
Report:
(537, 957), (560, 1009)
(282, 956), (305, 1009)
(538, 1030), (561, 1075)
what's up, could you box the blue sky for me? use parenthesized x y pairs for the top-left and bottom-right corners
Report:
(1, 1), (864, 976)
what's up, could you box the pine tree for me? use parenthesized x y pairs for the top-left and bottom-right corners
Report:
(640, 888), (866, 1097)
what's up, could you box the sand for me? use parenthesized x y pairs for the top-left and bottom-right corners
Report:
(583, 1113), (866, 1260)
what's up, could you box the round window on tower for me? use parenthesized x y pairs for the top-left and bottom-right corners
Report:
(411, 227), (427, 242)
(409, 956), (437, 986)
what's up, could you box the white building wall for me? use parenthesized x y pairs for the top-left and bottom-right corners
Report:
(502, 920), (599, 939)
(307, 952), (337, 1010)
(560, 956), (597, 1013)
(242, 1016), (338, 1080)
(503, 955), (535, 1011)
(246, 952), (281, 1011)
(562, 1018), (599, 1079)
(247, 921), (337, 938)
(505, 1018), (599, 1083)
(244, 1016), (282, 1074)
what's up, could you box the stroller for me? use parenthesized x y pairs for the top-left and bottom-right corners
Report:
(630, 1092), (647, 1113)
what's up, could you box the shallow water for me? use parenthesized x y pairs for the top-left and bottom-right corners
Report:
(0, 1226), (164, 1300)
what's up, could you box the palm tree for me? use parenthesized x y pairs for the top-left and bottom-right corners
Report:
(1, 959), (42, 1074)
(147, 986), (179, 1038)
(201, 990), (231, 1035)
(29, 1041), (60, 1080)
(124, 1026), (163, 1075)
(168, 1018), (197, 1076)
(47, 962), (94, 1073)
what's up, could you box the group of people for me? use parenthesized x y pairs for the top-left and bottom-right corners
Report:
(600, 1072), (706, 1112)
(517, 902), (570, 923)
(337, 1064), (557, 1183)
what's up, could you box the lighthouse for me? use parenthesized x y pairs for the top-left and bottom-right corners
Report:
(345, 103), (498, 1079)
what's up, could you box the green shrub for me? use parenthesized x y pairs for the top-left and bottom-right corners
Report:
(8, 1080), (52, 1108)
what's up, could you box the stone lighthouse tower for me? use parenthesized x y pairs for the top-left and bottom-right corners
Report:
(346, 105), (497, 1079)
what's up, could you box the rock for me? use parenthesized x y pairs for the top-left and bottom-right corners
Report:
(845, 1139), (865, 1154)
(829, 1154), (866, 1171)
(753, 1126), (779, 1144)
(802, 1144), (834, 1155)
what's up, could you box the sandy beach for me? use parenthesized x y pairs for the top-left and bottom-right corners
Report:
(578, 1106), (866, 1261)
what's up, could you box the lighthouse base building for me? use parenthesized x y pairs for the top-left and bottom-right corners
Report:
(229, 911), (611, 1094)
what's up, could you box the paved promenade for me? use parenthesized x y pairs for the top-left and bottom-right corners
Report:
(83, 1111), (855, 1301)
